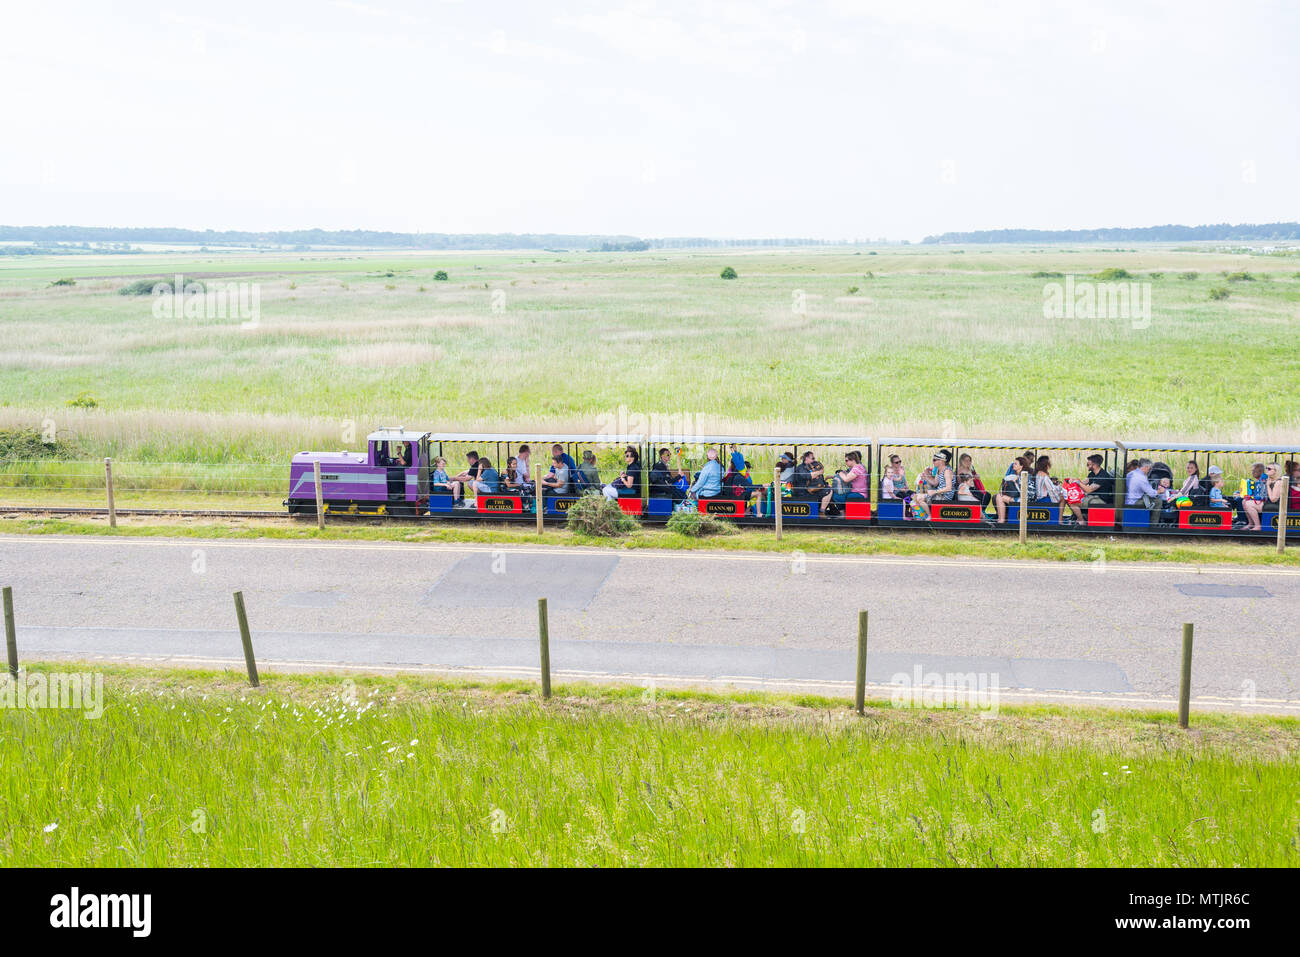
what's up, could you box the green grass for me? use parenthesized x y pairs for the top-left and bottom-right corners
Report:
(4, 513), (1300, 566)
(3, 664), (1295, 866)
(2, 246), (1298, 464)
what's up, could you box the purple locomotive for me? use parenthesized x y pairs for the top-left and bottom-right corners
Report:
(285, 427), (430, 517)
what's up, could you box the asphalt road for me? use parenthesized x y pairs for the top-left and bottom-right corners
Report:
(1, 534), (1297, 713)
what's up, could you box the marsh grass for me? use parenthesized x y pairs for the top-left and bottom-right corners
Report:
(1, 247), (1297, 465)
(2, 664), (1293, 867)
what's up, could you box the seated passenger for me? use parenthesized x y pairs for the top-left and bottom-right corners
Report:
(466, 456), (499, 505)
(450, 451), (483, 487)
(957, 454), (990, 510)
(686, 447), (724, 501)
(1035, 456), (1081, 524)
(752, 451), (795, 514)
(1078, 454), (1114, 513)
(994, 455), (1031, 524)
(881, 454), (909, 500)
(431, 456), (462, 504)
(503, 456), (530, 496)
(516, 444), (532, 487)
(550, 444), (578, 477)
(539, 452), (571, 495)
(911, 451), (954, 520)
(1124, 458), (1161, 510)
(575, 451), (600, 490)
(821, 450), (869, 516)
(789, 451), (818, 500)
(955, 472), (979, 503)
(1208, 473), (1230, 509)
(651, 447), (687, 501)
(602, 445), (643, 500)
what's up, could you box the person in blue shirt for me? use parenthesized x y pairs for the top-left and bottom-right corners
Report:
(687, 447), (724, 500)
(1124, 459), (1161, 508)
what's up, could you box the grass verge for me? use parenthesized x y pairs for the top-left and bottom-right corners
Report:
(3, 663), (1296, 866)
(3, 512), (1299, 567)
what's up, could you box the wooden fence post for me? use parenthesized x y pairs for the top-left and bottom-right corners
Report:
(536, 464), (545, 534)
(313, 460), (325, 530)
(105, 458), (117, 528)
(855, 610), (868, 715)
(1178, 622), (1193, 729)
(233, 591), (259, 687)
(537, 597), (551, 698)
(1277, 471), (1289, 555)
(774, 466), (783, 540)
(1018, 470), (1029, 545)
(3, 586), (17, 680)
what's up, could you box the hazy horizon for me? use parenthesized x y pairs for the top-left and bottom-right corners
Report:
(2, 0), (1296, 241)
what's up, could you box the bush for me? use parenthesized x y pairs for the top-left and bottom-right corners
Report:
(1179, 271), (1199, 280)
(118, 277), (205, 296)
(666, 508), (735, 537)
(847, 285), (859, 294)
(720, 266), (738, 280)
(1093, 267), (1131, 280)
(1224, 271), (1254, 282)
(433, 270), (449, 281)
(48, 278), (76, 287)
(66, 391), (99, 409)
(1030, 270), (1063, 278)
(0, 427), (85, 463)
(1208, 286), (1230, 300)
(564, 492), (639, 537)
(1147, 271), (1163, 280)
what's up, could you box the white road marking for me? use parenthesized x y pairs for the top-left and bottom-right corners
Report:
(31, 652), (1300, 713)
(2, 534), (1298, 577)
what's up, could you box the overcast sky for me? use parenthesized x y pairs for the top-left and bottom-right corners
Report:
(2, 0), (1296, 239)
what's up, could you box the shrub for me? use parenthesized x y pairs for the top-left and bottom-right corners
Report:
(48, 278), (76, 287)
(1147, 271), (1163, 280)
(0, 427), (85, 462)
(564, 492), (639, 537)
(118, 277), (205, 296)
(1208, 286), (1230, 300)
(433, 270), (449, 281)
(720, 266), (738, 280)
(1179, 271), (1198, 280)
(1224, 271), (1254, 282)
(67, 391), (99, 409)
(1093, 267), (1131, 280)
(1030, 270), (1063, 278)
(666, 508), (734, 538)
(847, 285), (859, 295)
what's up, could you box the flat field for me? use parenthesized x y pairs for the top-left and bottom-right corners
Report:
(2, 244), (1298, 464)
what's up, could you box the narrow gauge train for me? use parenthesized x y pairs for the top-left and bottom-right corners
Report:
(285, 429), (1300, 539)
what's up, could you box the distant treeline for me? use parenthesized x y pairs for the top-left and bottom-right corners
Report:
(922, 223), (1300, 244)
(0, 225), (643, 251)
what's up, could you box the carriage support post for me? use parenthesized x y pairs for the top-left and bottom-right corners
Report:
(313, 460), (325, 530)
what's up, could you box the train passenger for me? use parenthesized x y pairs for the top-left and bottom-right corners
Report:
(539, 451), (570, 495)
(516, 445), (532, 484)
(1078, 455), (1114, 510)
(431, 456), (462, 505)
(449, 451), (483, 489)
(1033, 456), (1081, 523)
(602, 446), (643, 500)
(473, 457), (499, 495)
(687, 448), (724, 501)
(752, 451), (796, 515)
(549, 444), (578, 476)
(1124, 458), (1161, 509)
(820, 450), (868, 516)
(651, 448), (687, 502)
(955, 472), (980, 503)
(993, 456), (1030, 524)
(1208, 473), (1230, 509)
(957, 454), (990, 510)
(1287, 461), (1300, 512)
(911, 451), (954, 520)
(790, 451), (820, 500)
(881, 454), (909, 500)
(1229, 462), (1267, 529)
(503, 456), (529, 497)
(576, 451), (600, 491)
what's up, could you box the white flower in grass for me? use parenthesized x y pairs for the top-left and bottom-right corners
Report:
(43, 823), (58, 833)
(386, 746), (398, 754)
(409, 738), (418, 746)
